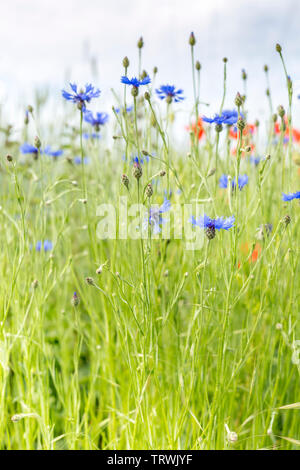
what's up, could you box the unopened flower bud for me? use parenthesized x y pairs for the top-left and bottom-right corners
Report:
(159, 170), (166, 177)
(6, 154), (13, 162)
(34, 136), (41, 149)
(153, 66), (158, 75)
(282, 214), (291, 226)
(189, 32), (196, 46)
(144, 91), (150, 101)
(242, 69), (247, 80)
(237, 117), (246, 131)
(32, 279), (38, 289)
(215, 123), (223, 133)
(223, 57), (228, 63)
(71, 292), (80, 306)
(207, 168), (216, 177)
(195, 61), (201, 71)
(275, 43), (282, 53)
(121, 174), (129, 189)
(146, 183), (153, 198)
(278, 105), (285, 118)
(122, 56), (129, 68)
(85, 277), (95, 286)
(142, 150), (149, 156)
(131, 86), (139, 97)
(264, 64), (269, 72)
(132, 162), (142, 180)
(137, 36), (144, 49)
(27, 105), (34, 113)
(234, 92), (243, 107)
(272, 113), (277, 122)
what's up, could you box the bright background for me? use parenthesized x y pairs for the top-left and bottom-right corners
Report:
(0, 0), (300, 126)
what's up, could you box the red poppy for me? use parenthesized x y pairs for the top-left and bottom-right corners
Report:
(187, 117), (205, 141)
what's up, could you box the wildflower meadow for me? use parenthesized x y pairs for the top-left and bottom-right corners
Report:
(0, 32), (299, 452)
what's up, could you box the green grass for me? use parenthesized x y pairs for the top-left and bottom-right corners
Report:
(0, 41), (299, 450)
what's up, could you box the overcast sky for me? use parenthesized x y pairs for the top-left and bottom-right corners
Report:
(1, 0), (300, 127)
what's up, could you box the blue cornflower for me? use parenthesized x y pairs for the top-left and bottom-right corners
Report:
(20, 143), (38, 155)
(36, 240), (53, 252)
(83, 132), (101, 140)
(84, 110), (109, 128)
(43, 146), (64, 158)
(62, 83), (100, 109)
(219, 174), (248, 190)
(115, 106), (133, 114)
(121, 76), (151, 87)
(203, 109), (239, 126)
(155, 85), (184, 103)
(145, 197), (171, 234)
(282, 191), (300, 201)
(249, 156), (261, 166)
(191, 214), (235, 239)
(132, 155), (149, 165)
(74, 156), (90, 165)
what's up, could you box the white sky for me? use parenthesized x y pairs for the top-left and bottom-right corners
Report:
(0, 0), (300, 127)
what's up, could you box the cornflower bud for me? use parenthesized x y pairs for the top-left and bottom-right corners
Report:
(272, 113), (277, 122)
(34, 136), (41, 149)
(27, 105), (34, 113)
(282, 214), (291, 226)
(275, 43), (282, 53)
(32, 279), (38, 289)
(242, 69), (247, 80)
(223, 57), (228, 63)
(137, 36), (144, 49)
(278, 105), (285, 118)
(144, 91), (150, 101)
(237, 117), (246, 132)
(146, 183), (153, 198)
(159, 170), (166, 177)
(85, 277), (95, 286)
(121, 174), (129, 190)
(122, 56), (129, 68)
(189, 32), (196, 46)
(234, 92), (243, 107)
(153, 66), (158, 75)
(195, 61), (201, 71)
(207, 168), (216, 177)
(215, 123), (223, 133)
(131, 86), (139, 97)
(6, 154), (13, 162)
(132, 161), (142, 180)
(264, 64), (269, 72)
(71, 292), (80, 306)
